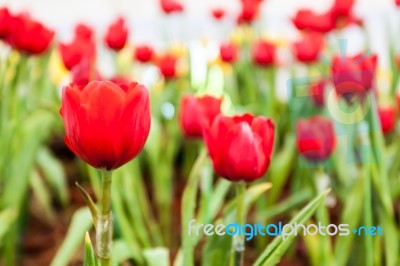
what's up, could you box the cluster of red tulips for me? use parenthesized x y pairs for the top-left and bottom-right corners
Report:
(0, 0), (400, 265)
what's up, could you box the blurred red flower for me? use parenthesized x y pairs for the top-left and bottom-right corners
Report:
(237, 0), (261, 24)
(0, 7), (12, 39)
(134, 45), (154, 63)
(160, 0), (184, 14)
(179, 95), (222, 138)
(104, 17), (128, 51)
(220, 42), (238, 63)
(211, 8), (225, 20)
(59, 37), (96, 70)
(296, 116), (336, 162)
(293, 32), (324, 64)
(75, 23), (94, 40)
(292, 9), (334, 33)
(310, 80), (326, 107)
(331, 53), (377, 101)
(378, 106), (396, 134)
(329, 0), (355, 17)
(60, 80), (151, 170)
(158, 54), (178, 79)
(7, 14), (54, 55)
(71, 59), (102, 87)
(252, 40), (275, 67)
(203, 113), (275, 182)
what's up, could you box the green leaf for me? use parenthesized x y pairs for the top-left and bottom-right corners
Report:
(30, 170), (55, 221)
(181, 148), (207, 266)
(254, 190), (329, 266)
(75, 182), (98, 229)
(143, 247), (170, 266)
(112, 240), (132, 264)
(0, 208), (17, 242)
(36, 147), (69, 206)
(83, 232), (98, 266)
(51, 207), (93, 266)
(333, 177), (364, 266)
(224, 182), (272, 222)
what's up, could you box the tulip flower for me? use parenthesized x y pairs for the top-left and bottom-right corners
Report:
(211, 8), (225, 20)
(329, 0), (354, 17)
(292, 9), (334, 33)
(252, 40), (275, 67)
(293, 32), (324, 64)
(60, 80), (151, 170)
(59, 37), (96, 70)
(311, 80), (325, 107)
(134, 45), (154, 63)
(331, 53), (377, 101)
(160, 0), (184, 14)
(237, 0), (261, 24)
(378, 106), (396, 134)
(179, 95), (222, 138)
(158, 54), (178, 79)
(396, 0), (400, 7)
(296, 116), (336, 162)
(110, 76), (131, 90)
(0, 7), (11, 40)
(203, 113), (275, 182)
(220, 42), (238, 63)
(7, 14), (54, 55)
(71, 59), (102, 87)
(75, 23), (94, 40)
(104, 17), (128, 51)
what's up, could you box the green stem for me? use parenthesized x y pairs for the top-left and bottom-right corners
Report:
(97, 170), (113, 266)
(363, 164), (374, 266)
(231, 182), (246, 266)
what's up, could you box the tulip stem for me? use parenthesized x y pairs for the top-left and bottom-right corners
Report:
(97, 170), (113, 266)
(232, 182), (246, 266)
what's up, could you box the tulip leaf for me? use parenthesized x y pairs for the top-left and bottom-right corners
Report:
(83, 232), (98, 266)
(36, 147), (69, 206)
(112, 240), (133, 264)
(0, 208), (17, 243)
(51, 207), (93, 266)
(143, 247), (170, 266)
(30, 169), (55, 222)
(75, 182), (98, 229)
(254, 189), (329, 266)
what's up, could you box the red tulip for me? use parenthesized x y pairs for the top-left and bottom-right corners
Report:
(134, 45), (154, 63)
(60, 80), (151, 170)
(292, 9), (334, 33)
(71, 59), (101, 87)
(378, 106), (396, 134)
(59, 37), (96, 70)
(331, 53), (377, 101)
(252, 40), (275, 67)
(110, 76), (131, 91)
(158, 54), (178, 79)
(211, 8), (225, 20)
(296, 116), (336, 162)
(75, 23), (94, 40)
(220, 42), (238, 63)
(203, 113), (275, 182)
(0, 7), (12, 40)
(396, 0), (400, 7)
(179, 95), (222, 138)
(237, 0), (261, 24)
(7, 14), (54, 55)
(104, 17), (128, 51)
(329, 0), (354, 17)
(311, 80), (325, 107)
(160, 0), (184, 14)
(293, 32), (324, 64)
